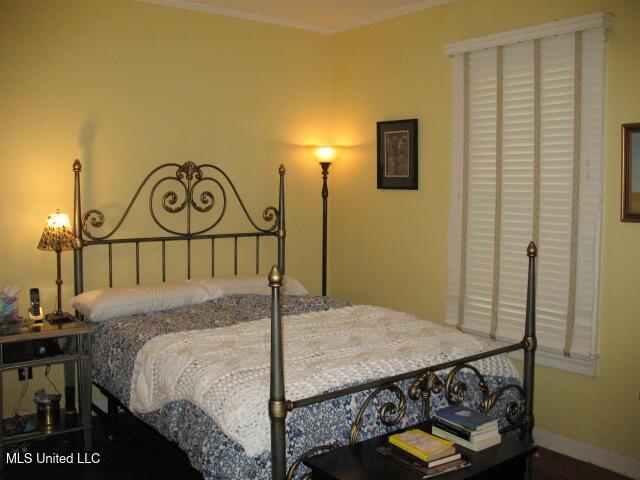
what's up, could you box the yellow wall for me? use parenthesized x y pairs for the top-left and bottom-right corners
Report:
(331, 0), (640, 462)
(1, 0), (639, 464)
(0, 0), (333, 415)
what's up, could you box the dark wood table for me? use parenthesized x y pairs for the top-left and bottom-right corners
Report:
(304, 423), (536, 480)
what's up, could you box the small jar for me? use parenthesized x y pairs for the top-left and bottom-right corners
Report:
(35, 394), (62, 433)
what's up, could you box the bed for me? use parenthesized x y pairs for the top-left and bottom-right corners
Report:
(68, 159), (537, 479)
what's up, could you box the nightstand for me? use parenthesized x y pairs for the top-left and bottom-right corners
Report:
(304, 421), (536, 479)
(0, 318), (92, 465)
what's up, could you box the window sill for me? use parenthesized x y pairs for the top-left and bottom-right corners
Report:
(449, 324), (598, 376)
(508, 348), (597, 377)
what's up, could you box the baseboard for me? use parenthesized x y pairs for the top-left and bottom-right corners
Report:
(534, 428), (640, 479)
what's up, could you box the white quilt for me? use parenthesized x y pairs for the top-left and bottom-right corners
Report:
(129, 305), (517, 456)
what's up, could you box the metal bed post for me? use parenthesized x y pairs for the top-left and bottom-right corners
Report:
(68, 159), (85, 415)
(269, 265), (288, 480)
(271, 164), (287, 480)
(73, 159), (84, 296)
(521, 241), (537, 444)
(277, 165), (286, 274)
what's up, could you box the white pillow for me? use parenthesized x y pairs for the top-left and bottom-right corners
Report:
(70, 281), (209, 323)
(195, 274), (308, 299)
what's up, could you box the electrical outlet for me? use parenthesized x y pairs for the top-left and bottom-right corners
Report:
(18, 367), (32, 381)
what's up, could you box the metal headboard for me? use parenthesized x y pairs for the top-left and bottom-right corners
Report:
(71, 159), (286, 295)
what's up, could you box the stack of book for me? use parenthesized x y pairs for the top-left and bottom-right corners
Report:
(380, 428), (470, 478)
(432, 405), (501, 451)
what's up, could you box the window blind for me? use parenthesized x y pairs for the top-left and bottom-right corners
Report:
(445, 16), (609, 372)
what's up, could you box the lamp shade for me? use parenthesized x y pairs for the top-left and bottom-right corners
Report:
(315, 146), (337, 162)
(37, 210), (78, 252)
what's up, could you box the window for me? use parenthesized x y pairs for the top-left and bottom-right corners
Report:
(444, 13), (613, 375)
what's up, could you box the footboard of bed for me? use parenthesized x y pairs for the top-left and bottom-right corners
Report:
(268, 242), (537, 480)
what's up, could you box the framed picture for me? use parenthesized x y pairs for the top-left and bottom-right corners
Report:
(622, 123), (640, 222)
(377, 119), (418, 190)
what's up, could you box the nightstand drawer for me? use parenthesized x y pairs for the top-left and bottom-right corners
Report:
(3, 337), (75, 364)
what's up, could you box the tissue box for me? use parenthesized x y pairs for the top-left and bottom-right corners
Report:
(1, 295), (19, 320)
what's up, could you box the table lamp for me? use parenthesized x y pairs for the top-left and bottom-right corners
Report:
(37, 210), (79, 323)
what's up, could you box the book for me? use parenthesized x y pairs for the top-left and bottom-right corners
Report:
(432, 418), (498, 442)
(435, 415), (499, 435)
(434, 405), (498, 432)
(377, 446), (471, 478)
(388, 429), (454, 462)
(431, 426), (501, 452)
(422, 458), (471, 478)
(386, 443), (462, 468)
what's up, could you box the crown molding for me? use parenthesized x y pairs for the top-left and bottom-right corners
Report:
(331, 0), (455, 33)
(135, 0), (333, 33)
(135, 0), (455, 35)
(444, 11), (614, 56)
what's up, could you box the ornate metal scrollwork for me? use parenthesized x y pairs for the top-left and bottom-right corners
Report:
(155, 176), (189, 214)
(82, 209), (106, 237)
(286, 444), (341, 480)
(191, 179), (216, 213)
(444, 364), (489, 406)
(481, 384), (525, 425)
(349, 384), (406, 445)
(443, 364), (525, 427)
(176, 160), (202, 181)
(263, 206), (279, 225)
(81, 161), (279, 241)
(291, 365), (526, 479)
(408, 370), (443, 422)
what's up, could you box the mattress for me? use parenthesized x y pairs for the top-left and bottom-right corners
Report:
(90, 294), (521, 479)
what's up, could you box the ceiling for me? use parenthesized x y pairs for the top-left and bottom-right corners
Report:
(137, 0), (455, 33)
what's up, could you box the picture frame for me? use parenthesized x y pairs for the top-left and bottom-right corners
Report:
(377, 119), (418, 190)
(621, 123), (640, 222)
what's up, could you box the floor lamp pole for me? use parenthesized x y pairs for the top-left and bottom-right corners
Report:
(320, 161), (331, 296)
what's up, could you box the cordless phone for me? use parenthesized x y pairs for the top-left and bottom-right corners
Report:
(29, 288), (44, 321)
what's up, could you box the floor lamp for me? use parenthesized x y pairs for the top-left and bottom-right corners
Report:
(315, 146), (337, 296)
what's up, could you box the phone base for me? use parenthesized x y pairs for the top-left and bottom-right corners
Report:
(28, 306), (44, 322)
(45, 312), (75, 325)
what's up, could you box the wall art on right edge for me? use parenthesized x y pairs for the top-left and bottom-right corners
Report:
(622, 123), (640, 222)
